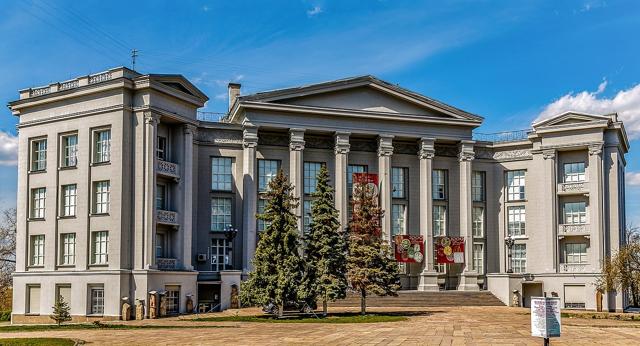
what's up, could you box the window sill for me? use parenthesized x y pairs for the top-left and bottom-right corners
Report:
(27, 265), (44, 269)
(91, 161), (111, 167)
(28, 170), (47, 175)
(57, 264), (76, 268)
(58, 166), (77, 171)
(57, 215), (77, 220)
(211, 189), (234, 194)
(508, 235), (529, 240)
(90, 213), (110, 217)
(25, 313), (41, 316)
(86, 314), (104, 317)
(27, 218), (45, 222)
(89, 264), (109, 268)
(506, 199), (527, 203)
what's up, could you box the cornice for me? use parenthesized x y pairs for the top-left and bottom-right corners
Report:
(16, 104), (129, 128)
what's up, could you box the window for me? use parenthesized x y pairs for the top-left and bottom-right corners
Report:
(165, 286), (180, 314)
(473, 243), (484, 274)
(512, 244), (527, 273)
(157, 136), (167, 160)
(31, 139), (47, 171)
(472, 207), (484, 237)
(564, 285), (586, 309)
(60, 233), (76, 265)
(347, 164), (367, 194)
(61, 184), (77, 217)
(432, 170), (446, 200)
(257, 199), (267, 232)
(93, 129), (111, 163)
(30, 235), (44, 266)
(211, 197), (232, 232)
(61, 134), (78, 167)
(91, 231), (108, 265)
(433, 205), (447, 236)
(156, 233), (165, 258)
(391, 204), (406, 235)
(564, 162), (586, 183)
(507, 206), (526, 236)
(564, 202), (587, 224)
(303, 200), (312, 233)
(211, 238), (232, 272)
(472, 171), (485, 202)
(212, 157), (233, 191)
(31, 188), (46, 219)
(434, 263), (446, 273)
(56, 285), (71, 306)
(564, 243), (587, 264)
(258, 159), (279, 192)
(392, 167), (406, 198)
(27, 285), (41, 314)
(93, 181), (110, 214)
(156, 184), (166, 210)
(506, 170), (525, 201)
(90, 287), (104, 315)
(304, 162), (323, 195)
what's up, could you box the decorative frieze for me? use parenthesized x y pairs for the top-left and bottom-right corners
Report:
(29, 86), (50, 97)
(394, 141), (418, 155)
(350, 137), (377, 152)
(305, 135), (334, 150)
(434, 144), (458, 157)
(257, 132), (288, 147)
(196, 129), (242, 145)
(492, 149), (532, 161)
(558, 223), (589, 235)
(59, 80), (79, 90)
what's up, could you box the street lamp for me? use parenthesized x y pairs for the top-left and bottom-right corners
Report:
(505, 236), (515, 273)
(223, 225), (238, 270)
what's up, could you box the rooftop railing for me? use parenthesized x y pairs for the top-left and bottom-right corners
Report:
(197, 111), (229, 123)
(473, 129), (530, 143)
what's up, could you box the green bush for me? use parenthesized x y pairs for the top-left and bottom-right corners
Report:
(0, 310), (11, 321)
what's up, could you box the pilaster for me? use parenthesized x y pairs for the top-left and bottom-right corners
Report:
(417, 138), (439, 291)
(377, 135), (394, 241)
(334, 132), (351, 229)
(457, 140), (479, 291)
(242, 126), (258, 273)
(542, 149), (558, 272)
(182, 124), (196, 270)
(289, 128), (305, 233)
(588, 143), (604, 270)
(143, 112), (159, 269)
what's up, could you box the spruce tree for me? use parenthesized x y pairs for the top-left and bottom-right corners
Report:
(50, 296), (72, 326)
(300, 165), (348, 317)
(347, 179), (400, 315)
(240, 169), (304, 317)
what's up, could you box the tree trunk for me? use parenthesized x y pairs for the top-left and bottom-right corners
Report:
(322, 298), (328, 317)
(360, 289), (366, 316)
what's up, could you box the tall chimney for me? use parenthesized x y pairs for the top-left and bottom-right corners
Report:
(228, 83), (241, 111)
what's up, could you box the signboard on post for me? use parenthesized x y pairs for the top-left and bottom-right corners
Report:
(531, 296), (561, 342)
(435, 236), (465, 264)
(393, 235), (424, 263)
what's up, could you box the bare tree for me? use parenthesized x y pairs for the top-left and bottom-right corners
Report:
(0, 208), (16, 288)
(627, 223), (640, 245)
(597, 224), (640, 307)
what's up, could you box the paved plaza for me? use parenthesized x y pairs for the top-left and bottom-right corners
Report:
(1, 306), (639, 345)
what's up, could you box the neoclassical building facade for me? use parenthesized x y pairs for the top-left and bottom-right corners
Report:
(8, 67), (628, 322)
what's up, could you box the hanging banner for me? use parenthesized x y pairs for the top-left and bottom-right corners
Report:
(352, 173), (379, 197)
(435, 236), (465, 264)
(394, 235), (424, 263)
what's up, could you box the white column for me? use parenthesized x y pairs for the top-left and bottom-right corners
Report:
(242, 126), (258, 273)
(377, 135), (394, 241)
(289, 128), (305, 233)
(418, 138), (439, 291)
(334, 132), (351, 229)
(588, 143), (604, 270)
(182, 124), (195, 270)
(143, 113), (158, 269)
(457, 140), (479, 291)
(542, 149), (557, 272)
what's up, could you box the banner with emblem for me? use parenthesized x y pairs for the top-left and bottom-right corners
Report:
(435, 236), (465, 264)
(393, 235), (424, 263)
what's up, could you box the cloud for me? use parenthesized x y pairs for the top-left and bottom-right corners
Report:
(535, 81), (640, 139)
(307, 5), (322, 17)
(0, 132), (18, 166)
(626, 172), (640, 187)
(202, 5), (209, 12)
(580, 0), (606, 12)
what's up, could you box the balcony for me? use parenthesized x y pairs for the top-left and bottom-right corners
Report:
(157, 160), (180, 180)
(156, 257), (178, 270)
(558, 181), (588, 195)
(156, 209), (179, 226)
(559, 263), (589, 273)
(558, 223), (590, 237)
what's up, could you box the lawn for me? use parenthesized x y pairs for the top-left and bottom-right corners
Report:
(191, 313), (408, 323)
(0, 338), (76, 346)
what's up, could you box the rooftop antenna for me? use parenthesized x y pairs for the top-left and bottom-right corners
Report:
(131, 49), (139, 71)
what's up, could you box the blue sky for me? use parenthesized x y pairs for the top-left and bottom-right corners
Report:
(1, 0), (639, 221)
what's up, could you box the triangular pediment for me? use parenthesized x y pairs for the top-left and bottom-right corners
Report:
(533, 111), (611, 128)
(148, 75), (209, 104)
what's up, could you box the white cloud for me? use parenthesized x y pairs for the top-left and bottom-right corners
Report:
(626, 172), (640, 187)
(214, 93), (227, 100)
(0, 132), (18, 166)
(535, 81), (640, 139)
(202, 5), (209, 12)
(307, 5), (322, 17)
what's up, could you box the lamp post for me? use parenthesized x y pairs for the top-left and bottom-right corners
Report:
(223, 225), (238, 270)
(505, 236), (515, 273)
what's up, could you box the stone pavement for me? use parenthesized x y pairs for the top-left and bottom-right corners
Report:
(1, 306), (639, 345)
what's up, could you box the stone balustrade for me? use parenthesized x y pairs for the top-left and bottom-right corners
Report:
(559, 263), (589, 273)
(156, 210), (179, 225)
(156, 160), (180, 179)
(558, 223), (589, 236)
(156, 257), (178, 270)
(558, 181), (587, 194)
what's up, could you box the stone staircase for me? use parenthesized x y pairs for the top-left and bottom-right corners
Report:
(330, 290), (505, 307)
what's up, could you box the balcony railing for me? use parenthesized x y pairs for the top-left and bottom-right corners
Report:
(156, 209), (179, 226)
(560, 263), (589, 273)
(558, 223), (590, 236)
(558, 181), (588, 194)
(156, 257), (178, 270)
(157, 160), (180, 179)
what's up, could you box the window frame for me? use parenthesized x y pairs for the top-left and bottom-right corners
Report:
(211, 238), (232, 272)
(165, 286), (180, 314)
(511, 244), (527, 273)
(472, 206), (484, 238)
(30, 187), (46, 219)
(60, 233), (76, 266)
(433, 205), (447, 237)
(563, 201), (587, 225)
(157, 136), (167, 161)
(391, 167), (407, 199)
(89, 286), (105, 316)
(506, 170), (526, 201)
(93, 181), (111, 214)
(211, 197), (232, 232)
(472, 171), (485, 202)
(91, 231), (109, 265)
(564, 243), (587, 264)
(92, 128), (111, 164)
(347, 164), (368, 195)
(432, 169), (447, 200)
(563, 162), (586, 183)
(211, 157), (234, 192)
(30, 138), (47, 172)
(60, 133), (78, 168)
(473, 242), (485, 274)
(61, 184), (77, 217)
(303, 161), (324, 195)
(507, 206), (526, 236)
(257, 159), (280, 192)
(156, 183), (167, 211)
(391, 203), (407, 236)
(30, 234), (45, 267)
(303, 199), (312, 233)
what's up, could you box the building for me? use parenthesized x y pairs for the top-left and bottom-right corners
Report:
(8, 67), (628, 322)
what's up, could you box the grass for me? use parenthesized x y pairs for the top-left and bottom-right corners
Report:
(0, 338), (76, 346)
(191, 313), (408, 323)
(0, 322), (235, 333)
(561, 312), (640, 322)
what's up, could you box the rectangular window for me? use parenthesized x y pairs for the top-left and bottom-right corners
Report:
(61, 184), (77, 217)
(90, 287), (104, 315)
(30, 235), (45, 266)
(434, 263), (446, 273)
(211, 238), (232, 272)
(258, 159), (279, 192)
(303, 162), (323, 195)
(165, 286), (180, 314)
(564, 285), (586, 309)
(564, 243), (587, 264)
(432, 170), (447, 200)
(61, 134), (78, 167)
(211, 197), (232, 232)
(212, 157), (233, 191)
(60, 233), (76, 265)
(31, 139), (47, 172)
(507, 170), (526, 201)
(156, 232), (165, 258)
(27, 285), (41, 314)
(473, 243), (484, 274)
(507, 206), (526, 236)
(93, 181), (110, 214)
(433, 205), (447, 236)
(472, 171), (485, 202)
(156, 184), (166, 210)
(257, 199), (267, 232)
(303, 200), (312, 233)
(91, 231), (108, 265)
(93, 129), (111, 163)
(512, 244), (527, 273)
(391, 204), (406, 235)
(30, 187), (46, 219)
(392, 167), (406, 199)
(472, 207), (484, 237)
(157, 136), (167, 160)
(564, 162), (586, 183)
(56, 285), (71, 306)
(347, 164), (367, 194)
(564, 202), (587, 224)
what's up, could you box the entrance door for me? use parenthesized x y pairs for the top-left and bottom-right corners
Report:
(197, 283), (221, 312)
(522, 283), (543, 308)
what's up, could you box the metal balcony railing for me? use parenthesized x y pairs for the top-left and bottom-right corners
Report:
(156, 209), (179, 226)
(157, 160), (180, 179)
(156, 257), (178, 270)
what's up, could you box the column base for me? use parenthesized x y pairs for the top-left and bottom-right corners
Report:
(457, 271), (480, 291)
(417, 270), (440, 291)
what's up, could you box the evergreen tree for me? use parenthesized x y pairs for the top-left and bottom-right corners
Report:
(50, 296), (72, 326)
(300, 165), (348, 317)
(347, 179), (400, 315)
(240, 169), (304, 317)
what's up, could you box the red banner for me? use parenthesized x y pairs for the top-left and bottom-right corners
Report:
(435, 236), (465, 264)
(394, 235), (424, 263)
(352, 173), (379, 197)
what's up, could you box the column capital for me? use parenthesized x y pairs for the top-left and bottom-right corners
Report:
(183, 123), (197, 135)
(588, 142), (604, 155)
(334, 131), (351, 155)
(289, 128), (306, 151)
(458, 140), (475, 162)
(144, 112), (159, 125)
(418, 137), (436, 160)
(243, 126), (259, 149)
(377, 135), (394, 157)
(542, 149), (556, 160)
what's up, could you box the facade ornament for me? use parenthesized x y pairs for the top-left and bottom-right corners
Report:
(458, 141), (475, 162)
(334, 132), (351, 155)
(183, 123), (197, 136)
(144, 112), (159, 125)
(589, 143), (604, 156)
(377, 135), (394, 157)
(242, 127), (259, 149)
(418, 137), (435, 160)
(493, 149), (532, 161)
(542, 149), (556, 160)
(289, 128), (306, 151)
